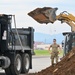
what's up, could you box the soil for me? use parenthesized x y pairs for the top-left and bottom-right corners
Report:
(27, 47), (75, 75)
(28, 7), (53, 24)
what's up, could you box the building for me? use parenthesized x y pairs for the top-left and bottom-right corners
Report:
(36, 44), (50, 50)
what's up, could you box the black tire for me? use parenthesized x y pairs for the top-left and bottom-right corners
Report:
(21, 53), (30, 73)
(5, 54), (22, 75)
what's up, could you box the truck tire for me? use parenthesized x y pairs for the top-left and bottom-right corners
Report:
(21, 53), (30, 73)
(5, 54), (22, 75)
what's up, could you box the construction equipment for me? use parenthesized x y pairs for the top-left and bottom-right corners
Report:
(28, 7), (75, 55)
(28, 7), (58, 24)
(28, 7), (75, 32)
(0, 14), (34, 75)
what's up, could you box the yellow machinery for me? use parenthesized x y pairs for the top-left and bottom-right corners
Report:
(56, 11), (75, 32)
(28, 7), (75, 32)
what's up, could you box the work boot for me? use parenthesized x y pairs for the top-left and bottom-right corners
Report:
(52, 63), (55, 66)
(51, 58), (54, 65)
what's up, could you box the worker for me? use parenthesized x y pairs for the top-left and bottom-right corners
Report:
(48, 39), (61, 66)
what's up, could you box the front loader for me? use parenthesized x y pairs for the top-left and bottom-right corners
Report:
(28, 7), (75, 55)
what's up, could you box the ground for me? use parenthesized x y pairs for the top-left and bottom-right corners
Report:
(0, 55), (61, 75)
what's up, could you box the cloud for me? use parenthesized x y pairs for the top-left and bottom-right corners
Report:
(25, 0), (65, 4)
(0, 0), (74, 35)
(0, 0), (22, 4)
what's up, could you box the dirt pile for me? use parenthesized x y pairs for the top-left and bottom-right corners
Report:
(27, 47), (75, 75)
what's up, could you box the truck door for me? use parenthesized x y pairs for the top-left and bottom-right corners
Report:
(71, 34), (75, 48)
(0, 15), (12, 53)
(0, 16), (8, 53)
(63, 34), (71, 55)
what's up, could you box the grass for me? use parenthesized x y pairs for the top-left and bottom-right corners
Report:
(34, 50), (63, 56)
(34, 50), (50, 56)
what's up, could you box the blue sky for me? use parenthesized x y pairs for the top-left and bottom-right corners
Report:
(0, 0), (75, 35)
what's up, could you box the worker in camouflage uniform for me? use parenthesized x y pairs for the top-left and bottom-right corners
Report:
(48, 39), (61, 66)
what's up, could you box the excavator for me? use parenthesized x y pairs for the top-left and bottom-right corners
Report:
(28, 7), (75, 56)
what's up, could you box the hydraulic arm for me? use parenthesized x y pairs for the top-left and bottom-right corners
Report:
(28, 7), (75, 32)
(56, 11), (75, 32)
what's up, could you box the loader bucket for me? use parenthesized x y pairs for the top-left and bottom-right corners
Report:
(28, 7), (58, 24)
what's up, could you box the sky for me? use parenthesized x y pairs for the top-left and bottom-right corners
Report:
(0, 0), (75, 35)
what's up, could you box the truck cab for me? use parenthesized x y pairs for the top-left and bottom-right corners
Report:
(63, 32), (75, 56)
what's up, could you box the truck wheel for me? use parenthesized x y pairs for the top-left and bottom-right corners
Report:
(5, 54), (22, 75)
(21, 53), (30, 73)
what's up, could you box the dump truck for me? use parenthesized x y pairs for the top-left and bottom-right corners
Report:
(28, 7), (75, 56)
(0, 14), (34, 75)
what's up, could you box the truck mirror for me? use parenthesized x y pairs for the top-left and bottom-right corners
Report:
(62, 41), (64, 47)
